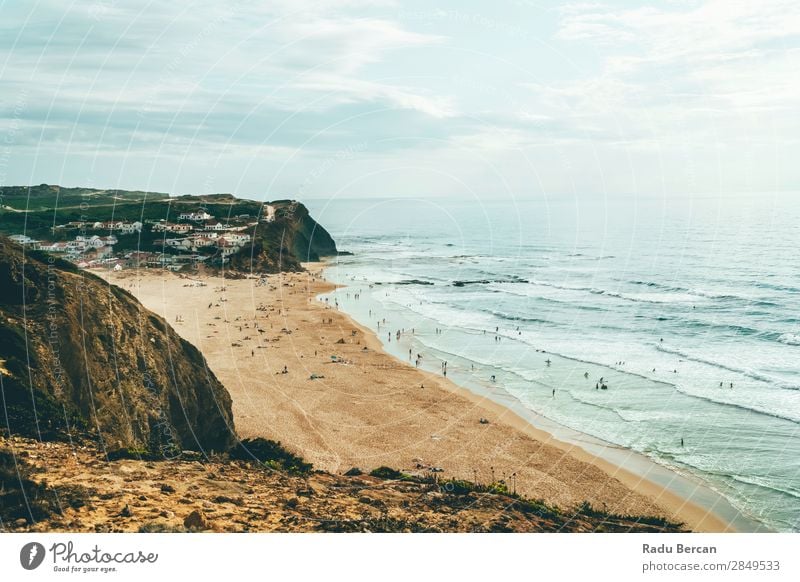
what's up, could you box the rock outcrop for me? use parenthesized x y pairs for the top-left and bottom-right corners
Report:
(0, 238), (235, 454)
(224, 201), (339, 273)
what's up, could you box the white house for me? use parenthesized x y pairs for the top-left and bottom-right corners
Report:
(119, 221), (142, 234)
(204, 221), (228, 231)
(263, 204), (276, 223)
(164, 238), (192, 249)
(217, 238), (241, 256)
(76, 235), (104, 249)
(178, 211), (213, 222)
(40, 241), (68, 253)
(8, 234), (40, 249)
(224, 232), (251, 245)
(190, 236), (216, 249)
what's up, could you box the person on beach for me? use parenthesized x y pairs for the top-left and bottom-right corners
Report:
(584, 372), (589, 379)
(552, 389), (555, 397)
(681, 438), (684, 447)
(490, 375), (496, 382)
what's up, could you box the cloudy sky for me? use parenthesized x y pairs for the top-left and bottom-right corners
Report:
(1, 0), (798, 199)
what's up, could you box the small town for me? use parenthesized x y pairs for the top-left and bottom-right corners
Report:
(7, 204), (277, 271)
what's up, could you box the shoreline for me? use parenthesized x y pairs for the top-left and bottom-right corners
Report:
(317, 265), (754, 533)
(97, 265), (742, 532)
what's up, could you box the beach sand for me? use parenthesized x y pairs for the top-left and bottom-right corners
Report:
(97, 266), (730, 532)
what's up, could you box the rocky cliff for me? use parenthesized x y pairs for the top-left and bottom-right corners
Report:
(0, 238), (235, 454)
(225, 200), (339, 273)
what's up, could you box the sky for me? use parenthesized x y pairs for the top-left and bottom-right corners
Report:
(1, 0), (799, 200)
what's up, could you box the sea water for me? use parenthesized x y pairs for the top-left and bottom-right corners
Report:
(306, 194), (800, 532)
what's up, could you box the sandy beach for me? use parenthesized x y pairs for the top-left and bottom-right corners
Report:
(96, 266), (731, 532)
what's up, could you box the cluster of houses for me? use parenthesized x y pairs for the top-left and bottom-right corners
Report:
(54, 220), (143, 234)
(153, 210), (257, 256)
(9, 233), (119, 262)
(6, 203), (279, 271)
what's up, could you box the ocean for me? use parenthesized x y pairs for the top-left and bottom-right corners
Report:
(306, 194), (800, 532)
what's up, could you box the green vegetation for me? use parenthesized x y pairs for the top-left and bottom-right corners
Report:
(369, 466), (413, 480)
(0, 184), (339, 271)
(230, 438), (312, 474)
(0, 184), (169, 211)
(438, 478), (512, 496)
(575, 501), (680, 529)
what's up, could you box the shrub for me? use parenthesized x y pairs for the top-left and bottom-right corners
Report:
(369, 466), (411, 480)
(230, 438), (312, 474)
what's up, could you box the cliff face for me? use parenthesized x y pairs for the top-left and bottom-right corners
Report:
(0, 239), (235, 454)
(225, 201), (338, 273)
(282, 201), (338, 261)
